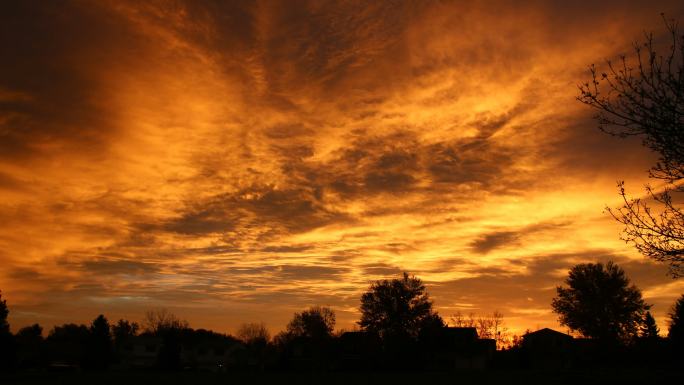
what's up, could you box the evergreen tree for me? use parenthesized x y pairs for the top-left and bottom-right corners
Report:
(0, 291), (8, 335)
(112, 319), (138, 348)
(669, 294), (684, 347)
(640, 311), (660, 339)
(87, 314), (112, 370)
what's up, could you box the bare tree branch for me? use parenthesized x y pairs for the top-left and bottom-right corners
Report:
(579, 15), (684, 277)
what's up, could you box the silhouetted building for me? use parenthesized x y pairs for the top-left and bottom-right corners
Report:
(337, 331), (381, 369)
(181, 341), (243, 372)
(428, 327), (495, 369)
(522, 328), (574, 369)
(115, 334), (243, 371)
(116, 334), (161, 369)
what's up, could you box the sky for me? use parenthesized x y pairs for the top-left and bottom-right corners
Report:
(2, 0), (684, 337)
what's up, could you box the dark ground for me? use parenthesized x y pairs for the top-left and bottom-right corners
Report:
(1, 368), (682, 385)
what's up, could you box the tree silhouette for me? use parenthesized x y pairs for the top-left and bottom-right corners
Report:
(668, 294), (684, 347)
(87, 314), (112, 370)
(577, 16), (684, 277)
(15, 324), (44, 369)
(142, 310), (188, 370)
(551, 261), (650, 343)
(359, 273), (440, 340)
(237, 322), (271, 345)
(450, 311), (476, 328)
(0, 291), (8, 335)
(15, 324), (42, 341)
(451, 310), (511, 349)
(46, 324), (89, 366)
(286, 306), (335, 340)
(640, 311), (660, 339)
(0, 290), (16, 370)
(112, 319), (138, 351)
(143, 309), (189, 334)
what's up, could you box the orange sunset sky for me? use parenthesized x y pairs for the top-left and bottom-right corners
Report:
(2, 0), (684, 336)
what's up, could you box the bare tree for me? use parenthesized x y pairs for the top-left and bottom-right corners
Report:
(451, 310), (511, 349)
(578, 16), (684, 277)
(236, 322), (270, 345)
(477, 312), (509, 349)
(142, 309), (188, 334)
(449, 311), (476, 328)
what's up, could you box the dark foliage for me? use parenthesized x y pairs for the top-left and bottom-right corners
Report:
(15, 325), (42, 340)
(46, 323), (90, 367)
(357, 273), (447, 369)
(552, 261), (650, 343)
(140, 310), (190, 369)
(0, 291), (8, 335)
(2, 277), (682, 374)
(668, 294), (684, 347)
(578, 16), (684, 277)
(15, 324), (44, 369)
(235, 323), (273, 370)
(0, 291), (16, 371)
(112, 319), (139, 353)
(286, 306), (335, 340)
(112, 319), (139, 343)
(359, 273), (441, 341)
(640, 311), (660, 339)
(273, 307), (337, 370)
(86, 315), (112, 370)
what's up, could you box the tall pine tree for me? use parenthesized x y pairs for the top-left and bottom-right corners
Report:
(640, 311), (659, 339)
(669, 295), (684, 347)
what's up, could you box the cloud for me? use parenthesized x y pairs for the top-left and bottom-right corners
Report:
(0, 171), (27, 192)
(77, 259), (161, 275)
(161, 185), (352, 238)
(0, 2), (146, 162)
(277, 265), (350, 280)
(470, 231), (521, 254)
(361, 263), (402, 276)
(470, 221), (571, 254)
(260, 244), (315, 253)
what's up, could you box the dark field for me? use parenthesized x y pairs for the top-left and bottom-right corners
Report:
(2, 368), (683, 385)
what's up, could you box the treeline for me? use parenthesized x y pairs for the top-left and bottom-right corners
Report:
(0, 273), (456, 371)
(0, 267), (683, 373)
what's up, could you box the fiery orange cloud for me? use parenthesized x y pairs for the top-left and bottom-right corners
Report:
(1, 0), (684, 336)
